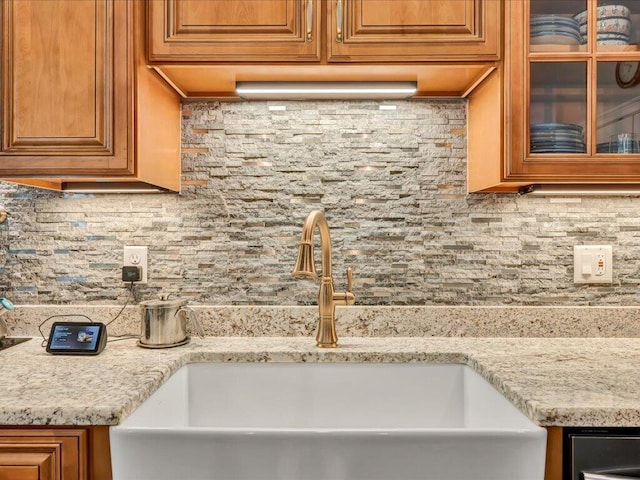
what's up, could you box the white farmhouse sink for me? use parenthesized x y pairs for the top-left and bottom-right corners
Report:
(110, 363), (546, 480)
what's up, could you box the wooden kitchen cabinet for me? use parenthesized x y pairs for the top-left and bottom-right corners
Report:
(0, 429), (86, 480)
(326, 0), (500, 62)
(149, 0), (499, 63)
(544, 427), (562, 480)
(469, 0), (640, 192)
(0, 427), (111, 480)
(0, 0), (181, 192)
(148, 0), (500, 98)
(148, 0), (322, 62)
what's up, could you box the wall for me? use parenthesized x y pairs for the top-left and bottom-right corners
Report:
(1, 100), (639, 306)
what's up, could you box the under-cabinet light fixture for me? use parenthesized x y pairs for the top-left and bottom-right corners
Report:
(236, 81), (417, 100)
(62, 188), (169, 194)
(521, 184), (640, 196)
(12, 181), (173, 194)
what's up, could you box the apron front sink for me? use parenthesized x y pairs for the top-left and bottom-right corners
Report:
(110, 362), (547, 480)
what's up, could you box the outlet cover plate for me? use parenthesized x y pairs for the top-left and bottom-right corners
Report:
(573, 245), (613, 284)
(123, 246), (148, 283)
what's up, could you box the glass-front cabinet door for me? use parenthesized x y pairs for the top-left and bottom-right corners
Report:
(506, 0), (640, 182)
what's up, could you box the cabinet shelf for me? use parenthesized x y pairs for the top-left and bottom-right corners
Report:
(530, 45), (589, 54)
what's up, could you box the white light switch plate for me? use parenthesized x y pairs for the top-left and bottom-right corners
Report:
(573, 245), (612, 284)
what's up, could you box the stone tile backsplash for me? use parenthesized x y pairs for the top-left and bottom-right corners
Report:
(1, 99), (640, 306)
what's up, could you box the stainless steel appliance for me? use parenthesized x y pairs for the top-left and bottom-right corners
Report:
(566, 428), (640, 480)
(138, 298), (204, 348)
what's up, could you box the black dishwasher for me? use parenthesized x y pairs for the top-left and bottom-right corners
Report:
(565, 427), (640, 480)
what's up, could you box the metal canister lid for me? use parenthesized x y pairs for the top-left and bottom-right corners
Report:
(139, 298), (188, 309)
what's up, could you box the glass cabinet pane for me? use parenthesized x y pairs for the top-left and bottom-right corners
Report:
(530, 62), (587, 154)
(597, 61), (640, 153)
(595, 1), (640, 51)
(530, 0), (587, 52)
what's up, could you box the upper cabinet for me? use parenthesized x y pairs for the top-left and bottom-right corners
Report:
(469, 0), (640, 192)
(2, 1), (127, 173)
(148, 0), (322, 62)
(149, 0), (499, 63)
(147, 0), (501, 98)
(326, 0), (500, 61)
(0, 0), (182, 192)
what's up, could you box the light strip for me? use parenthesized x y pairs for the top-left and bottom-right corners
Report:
(521, 184), (640, 196)
(236, 81), (417, 100)
(63, 188), (168, 194)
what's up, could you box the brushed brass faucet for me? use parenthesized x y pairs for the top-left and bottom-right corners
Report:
(292, 210), (355, 347)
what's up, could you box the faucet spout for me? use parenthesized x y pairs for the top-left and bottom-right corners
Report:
(292, 210), (355, 348)
(292, 210), (332, 278)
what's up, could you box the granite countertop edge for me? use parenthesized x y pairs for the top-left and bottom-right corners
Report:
(1, 335), (638, 428)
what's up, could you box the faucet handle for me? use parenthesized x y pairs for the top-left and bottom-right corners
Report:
(344, 267), (356, 305)
(333, 268), (356, 306)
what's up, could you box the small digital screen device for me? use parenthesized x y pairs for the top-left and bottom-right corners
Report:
(46, 322), (107, 355)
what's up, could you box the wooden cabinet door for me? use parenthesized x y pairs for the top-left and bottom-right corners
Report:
(327, 0), (500, 61)
(0, 451), (55, 480)
(148, 0), (322, 62)
(0, 0), (133, 176)
(504, 0), (640, 184)
(0, 429), (87, 480)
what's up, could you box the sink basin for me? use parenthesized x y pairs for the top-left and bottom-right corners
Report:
(110, 363), (546, 480)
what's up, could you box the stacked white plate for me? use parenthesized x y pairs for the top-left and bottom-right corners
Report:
(530, 14), (581, 45)
(573, 4), (632, 45)
(531, 123), (586, 153)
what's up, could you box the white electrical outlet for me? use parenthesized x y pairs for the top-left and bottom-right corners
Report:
(123, 246), (148, 283)
(573, 245), (612, 284)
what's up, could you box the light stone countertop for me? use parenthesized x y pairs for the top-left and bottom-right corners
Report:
(0, 335), (639, 427)
(10, 305), (640, 339)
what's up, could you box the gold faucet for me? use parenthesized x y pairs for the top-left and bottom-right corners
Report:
(292, 210), (355, 347)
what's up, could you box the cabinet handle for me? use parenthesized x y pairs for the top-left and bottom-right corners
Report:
(306, 0), (313, 42)
(336, 0), (343, 43)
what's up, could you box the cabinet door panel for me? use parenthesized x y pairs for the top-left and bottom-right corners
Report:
(178, 0), (288, 29)
(0, 429), (87, 480)
(10, 1), (103, 147)
(358, 0), (471, 33)
(148, 0), (321, 62)
(328, 0), (500, 61)
(0, 451), (55, 480)
(0, 0), (131, 174)
(0, 466), (43, 480)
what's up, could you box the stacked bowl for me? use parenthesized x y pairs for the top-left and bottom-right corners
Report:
(530, 14), (581, 45)
(573, 4), (632, 45)
(530, 123), (586, 153)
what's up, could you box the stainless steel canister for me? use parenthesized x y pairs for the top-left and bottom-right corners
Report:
(138, 298), (204, 348)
